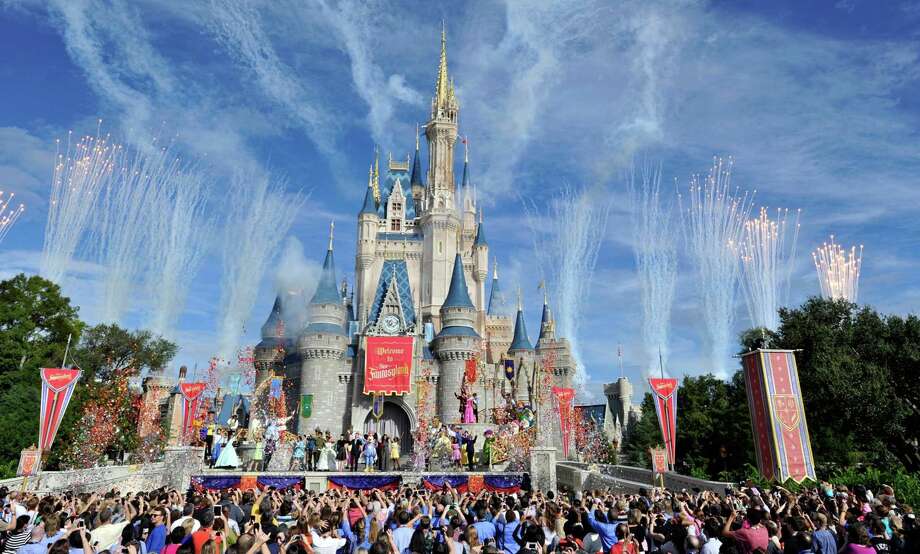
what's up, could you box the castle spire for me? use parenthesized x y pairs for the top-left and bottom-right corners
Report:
(435, 21), (449, 109)
(410, 125), (423, 189)
(372, 147), (380, 202)
(310, 221), (340, 306)
(487, 258), (510, 317)
(509, 287), (533, 351)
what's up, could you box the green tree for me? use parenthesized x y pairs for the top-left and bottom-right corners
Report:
(621, 393), (663, 467)
(757, 297), (920, 471)
(0, 274), (83, 373)
(72, 324), (177, 380)
(53, 324), (177, 467)
(622, 375), (753, 480)
(0, 275), (83, 468)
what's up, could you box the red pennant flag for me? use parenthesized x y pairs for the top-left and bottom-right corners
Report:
(179, 382), (207, 444)
(648, 378), (678, 466)
(39, 368), (81, 451)
(552, 387), (576, 457)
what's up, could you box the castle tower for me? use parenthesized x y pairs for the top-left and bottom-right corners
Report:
(432, 252), (480, 422)
(485, 261), (513, 364)
(356, 173), (379, 324)
(508, 294), (534, 403)
(535, 292), (576, 391)
(299, 224), (349, 434)
(425, 25), (459, 208)
(472, 215), (488, 334)
(603, 377), (641, 444)
(419, 29), (461, 328)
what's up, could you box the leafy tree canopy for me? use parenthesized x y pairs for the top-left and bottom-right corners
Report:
(73, 324), (177, 381)
(0, 274), (83, 373)
(751, 297), (920, 472)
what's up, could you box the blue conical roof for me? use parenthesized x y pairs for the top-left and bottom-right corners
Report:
(310, 247), (340, 305)
(410, 144), (424, 188)
(360, 183), (376, 215)
(509, 308), (533, 351)
(260, 295), (284, 338)
(442, 253), (474, 309)
(474, 221), (487, 246)
(537, 301), (555, 346)
(487, 276), (508, 316)
(460, 159), (470, 189)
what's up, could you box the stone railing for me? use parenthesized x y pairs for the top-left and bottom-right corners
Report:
(0, 447), (204, 494)
(558, 462), (731, 493)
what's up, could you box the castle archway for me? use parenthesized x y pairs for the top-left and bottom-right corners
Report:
(363, 400), (414, 455)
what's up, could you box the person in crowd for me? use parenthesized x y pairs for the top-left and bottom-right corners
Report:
(145, 507), (169, 554)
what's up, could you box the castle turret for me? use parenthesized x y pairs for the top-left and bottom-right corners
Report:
(485, 261), (513, 364)
(508, 293), (534, 402)
(299, 223), (349, 434)
(472, 211), (488, 334)
(254, 295), (288, 403)
(410, 126), (425, 212)
(425, 25), (459, 212)
(356, 170), (379, 323)
(535, 291), (575, 391)
(432, 252), (480, 422)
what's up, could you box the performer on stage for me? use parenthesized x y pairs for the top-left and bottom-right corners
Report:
(215, 431), (241, 469)
(390, 435), (401, 471)
(362, 437), (377, 472)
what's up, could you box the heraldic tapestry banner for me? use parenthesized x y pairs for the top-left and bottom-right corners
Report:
(742, 349), (817, 483)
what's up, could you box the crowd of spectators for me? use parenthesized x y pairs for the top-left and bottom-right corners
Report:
(0, 480), (914, 554)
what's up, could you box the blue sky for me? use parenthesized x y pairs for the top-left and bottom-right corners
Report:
(2, 0), (919, 396)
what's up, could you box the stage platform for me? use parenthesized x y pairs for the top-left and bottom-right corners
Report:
(191, 470), (525, 493)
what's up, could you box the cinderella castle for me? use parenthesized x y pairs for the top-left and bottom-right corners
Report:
(250, 32), (579, 455)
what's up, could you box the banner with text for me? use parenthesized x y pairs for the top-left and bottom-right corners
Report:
(39, 368), (81, 451)
(648, 378), (678, 467)
(364, 336), (413, 395)
(180, 382), (207, 443)
(742, 349), (816, 483)
(552, 387), (576, 457)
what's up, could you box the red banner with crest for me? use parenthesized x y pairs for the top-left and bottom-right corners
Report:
(39, 368), (81, 451)
(741, 350), (816, 483)
(364, 336), (413, 395)
(648, 378), (678, 467)
(180, 382), (207, 443)
(551, 387), (576, 457)
(650, 447), (668, 475)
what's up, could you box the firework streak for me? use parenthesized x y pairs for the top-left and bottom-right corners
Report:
(39, 368), (82, 451)
(180, 382), (207, 443)
(742, 349), (816, 483)
(648, 378), (678, 466)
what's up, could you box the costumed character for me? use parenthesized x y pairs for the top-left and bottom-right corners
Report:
(215, 431), (242, 469)
(482, 430), (496, 470)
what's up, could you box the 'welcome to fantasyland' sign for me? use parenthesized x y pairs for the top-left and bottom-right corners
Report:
(364, 336), (413, 396)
